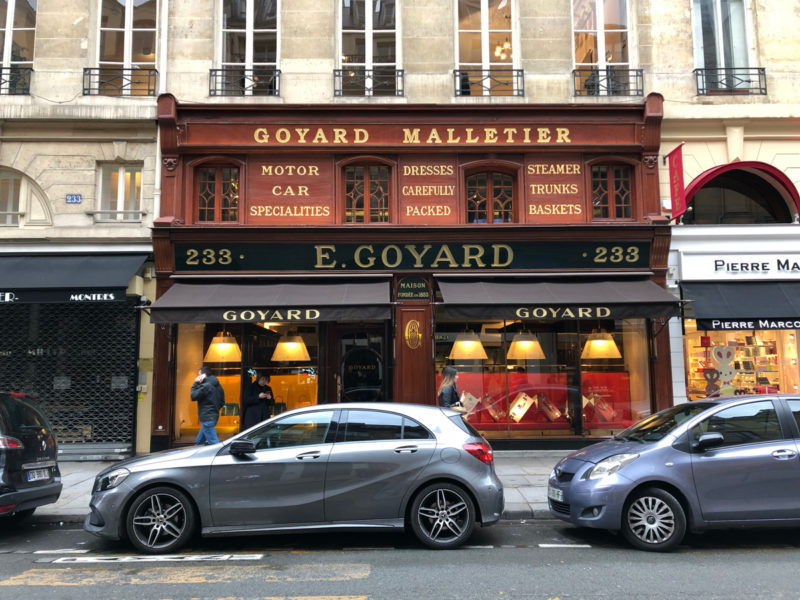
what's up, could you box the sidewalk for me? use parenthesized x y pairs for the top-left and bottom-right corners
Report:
(31, 450), (568, 525)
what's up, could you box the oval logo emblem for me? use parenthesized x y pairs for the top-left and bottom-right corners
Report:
(404, 319), (422, 350)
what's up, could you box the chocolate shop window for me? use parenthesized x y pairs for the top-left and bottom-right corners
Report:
(196, 166), (240, 223)
(466, 171), (514, 223)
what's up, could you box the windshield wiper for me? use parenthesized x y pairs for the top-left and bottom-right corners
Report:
(614, 433), (645, 443)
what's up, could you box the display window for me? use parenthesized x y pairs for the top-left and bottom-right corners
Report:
(434, 318), (652, 438)
(173, 321), (319, 444)
(683, 320), (800, 400)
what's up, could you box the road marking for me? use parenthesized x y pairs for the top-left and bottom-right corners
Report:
(463, 545), (495, 549)
(538, 543), (592, 548)
(51, 553), (264, 563)
(33, 549), (90, 554)
(0, 563), (371, 586)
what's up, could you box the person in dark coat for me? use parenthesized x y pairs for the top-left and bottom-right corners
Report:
(191, 366), (225, 445)
(243, 373), (274, 429)
(437, 365), (464, 410)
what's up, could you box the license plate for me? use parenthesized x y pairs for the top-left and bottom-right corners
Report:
(26, 468), (50, 482)
(547, 485), (564, 502)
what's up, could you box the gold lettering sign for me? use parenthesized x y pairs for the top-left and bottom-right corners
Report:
(405, 319), (423, 350)
(515, 307), (612, 319)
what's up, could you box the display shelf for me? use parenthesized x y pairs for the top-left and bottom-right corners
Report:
(686, 341), (781, 399)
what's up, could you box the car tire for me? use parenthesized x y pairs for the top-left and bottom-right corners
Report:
(622, 487), (686, 552)
(409, 482), (476, 549)
(125, 486), (196, 554)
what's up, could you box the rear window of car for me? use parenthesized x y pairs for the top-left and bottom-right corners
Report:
(0, 395), (49, 434)
(449, 414), (482, 437)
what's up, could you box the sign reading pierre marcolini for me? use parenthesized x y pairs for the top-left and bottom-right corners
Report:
(174, 241), (649, 272)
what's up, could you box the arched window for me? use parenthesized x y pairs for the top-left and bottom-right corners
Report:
(343, 164), (390, 223)
(0, 167), (51, 226)
(466, 171), (514, 223)
(591, 164), (632, 219)
(196, 166), (240, 222)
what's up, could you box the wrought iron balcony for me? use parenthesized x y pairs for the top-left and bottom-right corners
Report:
(334, 67), (404, 96)
(0, 67), (32, 95)
(83, 68), (158, 96)
(573, 68), (643, 96)
(209, 68), (280, 96)
(694, 67), (766, 95)
(454, 69), (524, 97)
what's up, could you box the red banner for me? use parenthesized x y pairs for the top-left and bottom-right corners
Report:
(667, 144), (686, 220)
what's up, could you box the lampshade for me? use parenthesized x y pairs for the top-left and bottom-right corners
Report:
(271, 333), (311, 362)
(203, 331), (242, 363)
(507, 332), (546, 360)
(449, 331), (488, 360)
(580, 331), (622, 360)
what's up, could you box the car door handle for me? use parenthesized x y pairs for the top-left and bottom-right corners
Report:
(394, 445), (419, 454)
(771, 449), (797, 460)
(296, 451), (321, 460)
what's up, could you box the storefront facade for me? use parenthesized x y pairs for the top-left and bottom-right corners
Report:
(150, 93), (678, 450)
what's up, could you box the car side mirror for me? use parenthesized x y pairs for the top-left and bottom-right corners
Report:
(229, 439), (256, 456)
(695, 432), (724, 451)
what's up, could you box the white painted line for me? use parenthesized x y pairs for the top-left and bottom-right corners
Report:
(33, 549), (90, 554)
(463, 545), (495, 549)
(53, 553), (264, 563)
(538, 543), (592, 548)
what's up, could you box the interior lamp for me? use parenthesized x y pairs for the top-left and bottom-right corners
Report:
(580, 330), (622, 360)
(203, 331), (242, 363)
(506, 331), (546, 360)
(449, 331), (488, 360)
(271, 333), (311, 362)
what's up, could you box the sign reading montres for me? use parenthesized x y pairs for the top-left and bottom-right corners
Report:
(175, 241), (649, 272)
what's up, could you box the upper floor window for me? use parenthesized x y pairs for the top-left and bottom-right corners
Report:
(97, 164), (142, 222)
(0, 168), (21, 225)
(466, 171), (514, 223)
(197, 166), (239, 223)
(338, 0), (398, 96)
(591, 164), (632, 220)
(572, 0), (629, 91)
(220, 0), (278, 95)
(0, 167), (50, 226)
(96, 0), (157, 94)
(343, 164), (390, 223)
(456, 0), (517, 96)
(0, 0), (35, 70)
(693, 0), (748, 72)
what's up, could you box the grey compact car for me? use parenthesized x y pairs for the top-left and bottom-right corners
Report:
(85, 403), (504, 553)
(548, 394), (800, 551)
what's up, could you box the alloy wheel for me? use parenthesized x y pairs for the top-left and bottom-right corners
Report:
(126, 488), (195, 553)
(411, 483), (475, 549)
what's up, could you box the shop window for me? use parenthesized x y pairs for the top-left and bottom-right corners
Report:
(466, 171), (514, 223)
(196, 166), (240, 223)
(97, 164), (143, 222)
(343, 164), (390, 223)
(0, 0), (35, 94)
(0, 167), (50, 226)
(591, 164), (632, 219)
(680, 170), (792, 225)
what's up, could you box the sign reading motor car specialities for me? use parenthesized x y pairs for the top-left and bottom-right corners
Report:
(174, 240), (650, 272)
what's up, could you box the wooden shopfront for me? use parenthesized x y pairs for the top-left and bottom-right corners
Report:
(149, 93), (677, 450)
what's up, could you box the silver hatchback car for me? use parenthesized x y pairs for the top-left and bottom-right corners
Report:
(549, 394), (800, 551)
(85, 403), (504, 553)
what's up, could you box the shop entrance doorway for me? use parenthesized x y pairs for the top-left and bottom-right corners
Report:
(327, 323), (390, 403)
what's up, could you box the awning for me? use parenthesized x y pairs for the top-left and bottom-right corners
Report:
(149, 281), (392, 323)
(0, 254), (148, 304)
(437, 279), (680, 320)
(682, 282), (800, 330)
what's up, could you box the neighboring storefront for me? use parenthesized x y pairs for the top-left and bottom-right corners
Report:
(0, 248), (151, 459)
(150, 93), (678, 450)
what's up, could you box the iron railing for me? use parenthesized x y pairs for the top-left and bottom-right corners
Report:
(0, 67), (32, 95)
(694, 67), (766, 95)
(83, 68), (158, 96)
(453, 69), (524, 96)
(209, 68), (281, 96)
(573, 68), (644, 96)
(334, 67), (404, 96)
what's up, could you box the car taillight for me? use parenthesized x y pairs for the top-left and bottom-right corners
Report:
(463, 442), (493, 465)
(0, 435), (23, 449)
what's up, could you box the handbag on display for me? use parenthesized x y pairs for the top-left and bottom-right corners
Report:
(594, 396), (617, 422)
(539, 394), (562, 422)
(509, 392), (537, 422)
(485, 398), (507, 421)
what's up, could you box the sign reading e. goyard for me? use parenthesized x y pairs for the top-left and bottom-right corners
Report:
(174, 241), (649, 272)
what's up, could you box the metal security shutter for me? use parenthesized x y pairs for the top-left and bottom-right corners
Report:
(0, 298), (139, 459)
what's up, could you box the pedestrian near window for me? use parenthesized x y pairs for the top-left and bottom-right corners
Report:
(191, 366), (225, 445)
(437, 365), (464, 411)
(243, 372), (274, 429)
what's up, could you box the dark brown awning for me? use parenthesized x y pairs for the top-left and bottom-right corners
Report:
(149, 281), (391, 323)
(437, 279), (679, 320)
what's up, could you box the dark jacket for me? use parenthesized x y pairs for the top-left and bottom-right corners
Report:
(438, 383), (460, 408)
(190, 373), (225, 422)
(243, 381), (274, 429)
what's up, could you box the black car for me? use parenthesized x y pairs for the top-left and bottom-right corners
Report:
(0, 392), (62, 522)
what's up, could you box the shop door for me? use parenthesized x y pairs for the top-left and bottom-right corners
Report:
(327, 324), (389, 403)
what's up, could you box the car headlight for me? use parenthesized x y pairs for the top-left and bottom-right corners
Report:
(584, 453), (639, 480)
(96, 467), (130, 491)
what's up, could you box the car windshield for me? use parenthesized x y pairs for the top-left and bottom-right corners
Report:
(614, 402), (715, 442)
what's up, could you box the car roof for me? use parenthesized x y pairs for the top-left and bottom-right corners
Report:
(691, 393), (798, 408)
